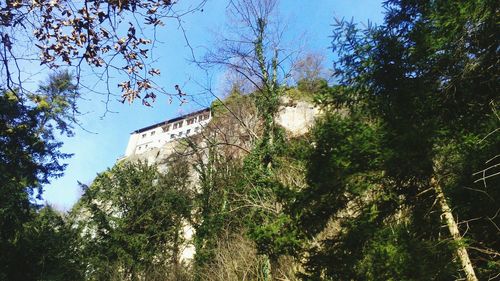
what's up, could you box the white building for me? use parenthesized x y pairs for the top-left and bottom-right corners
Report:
(124, 108), (211, 157)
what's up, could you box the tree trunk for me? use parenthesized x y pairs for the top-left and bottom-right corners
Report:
(431, 177), (478, 281)
(171, 222), (180, 281)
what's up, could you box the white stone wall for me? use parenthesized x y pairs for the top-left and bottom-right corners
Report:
(124, 111), (211, 157)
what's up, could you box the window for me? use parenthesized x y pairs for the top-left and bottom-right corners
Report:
(200, 113), (210, 120)
(161, 124), (170, 132)
(178, 131), (183, 136)
(173, 121), (183, 129)
(150, 131), (155, 136)
(171, 134), (175, 139)
(142, 133), (146, 138)
(187, 118), (194, 125)
(138, 146), (142, 150)
(195, 127), (199, 132)
(186, 129), (191, 134)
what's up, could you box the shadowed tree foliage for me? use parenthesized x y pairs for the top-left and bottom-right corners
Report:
(0, 71), (79, 280)
(2, 1), (498, 280)
(294, 0), (498, 280)
(5, 206), (85, 281)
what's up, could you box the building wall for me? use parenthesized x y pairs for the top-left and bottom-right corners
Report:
(124, 110), (211, 157)
(124, 133), (140, 157)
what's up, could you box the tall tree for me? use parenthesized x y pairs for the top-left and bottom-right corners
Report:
(73, 160), (193, 281)
(0, 71), (79, 280)
(203, 1), (303, 279)
(294, 111), (459, 280)
(8, 206), (84, 281)
(309, 0), (499, 280)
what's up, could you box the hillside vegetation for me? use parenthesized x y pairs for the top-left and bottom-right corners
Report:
(0, 1), (498, 281)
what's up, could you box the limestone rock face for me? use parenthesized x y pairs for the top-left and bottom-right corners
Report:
(120, 99), (321, 263)
(123, 140), (178, 171)
(276, 97), (321, 136)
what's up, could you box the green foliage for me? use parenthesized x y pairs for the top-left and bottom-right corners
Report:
(1, 1), (497, 280)
(35, 71), (80, 137)
(0, 71), (79, 280)
(295, 113), (384, 237)
(355, 221), (456, 281)
(2, 206), (85, 281)
(210, 87), (254, 118)
(239, 126), (304, 258)
(191, 145), (245, 271)
(301, 193), (457, 281)
(246, 213), (302, 259)
(285, 79), (329, 103)
(295, 0), (499, 279)
(74, 160), (193, 280)
(437, 130), (500, 276)
(0, 71), (78, 196)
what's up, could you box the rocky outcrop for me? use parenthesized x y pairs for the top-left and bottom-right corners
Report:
(276, 97), (321, 136)
(121, 98), (321, 263)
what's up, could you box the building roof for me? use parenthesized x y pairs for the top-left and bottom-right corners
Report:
(132, 107), (210, 134)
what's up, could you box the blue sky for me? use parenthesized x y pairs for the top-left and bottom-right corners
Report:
(42, 0), (385, 211)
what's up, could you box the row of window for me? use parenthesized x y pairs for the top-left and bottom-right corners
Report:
(137, 144), (149, 151)
(141, 113), (210, 139)
(161, 113), (210, 134)
(141, 130), (156, 138)
(142, 124), (202, 140)
(170, 127), (199, 139)
(136, 127), (201, 152)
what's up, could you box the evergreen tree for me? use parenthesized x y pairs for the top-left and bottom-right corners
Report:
(74, 160), (193, 281)
(294, 1), (498, 280)
(296, 0), (498, 280)
(10, 206), (84, 281)
(0, 71), (79, 280)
